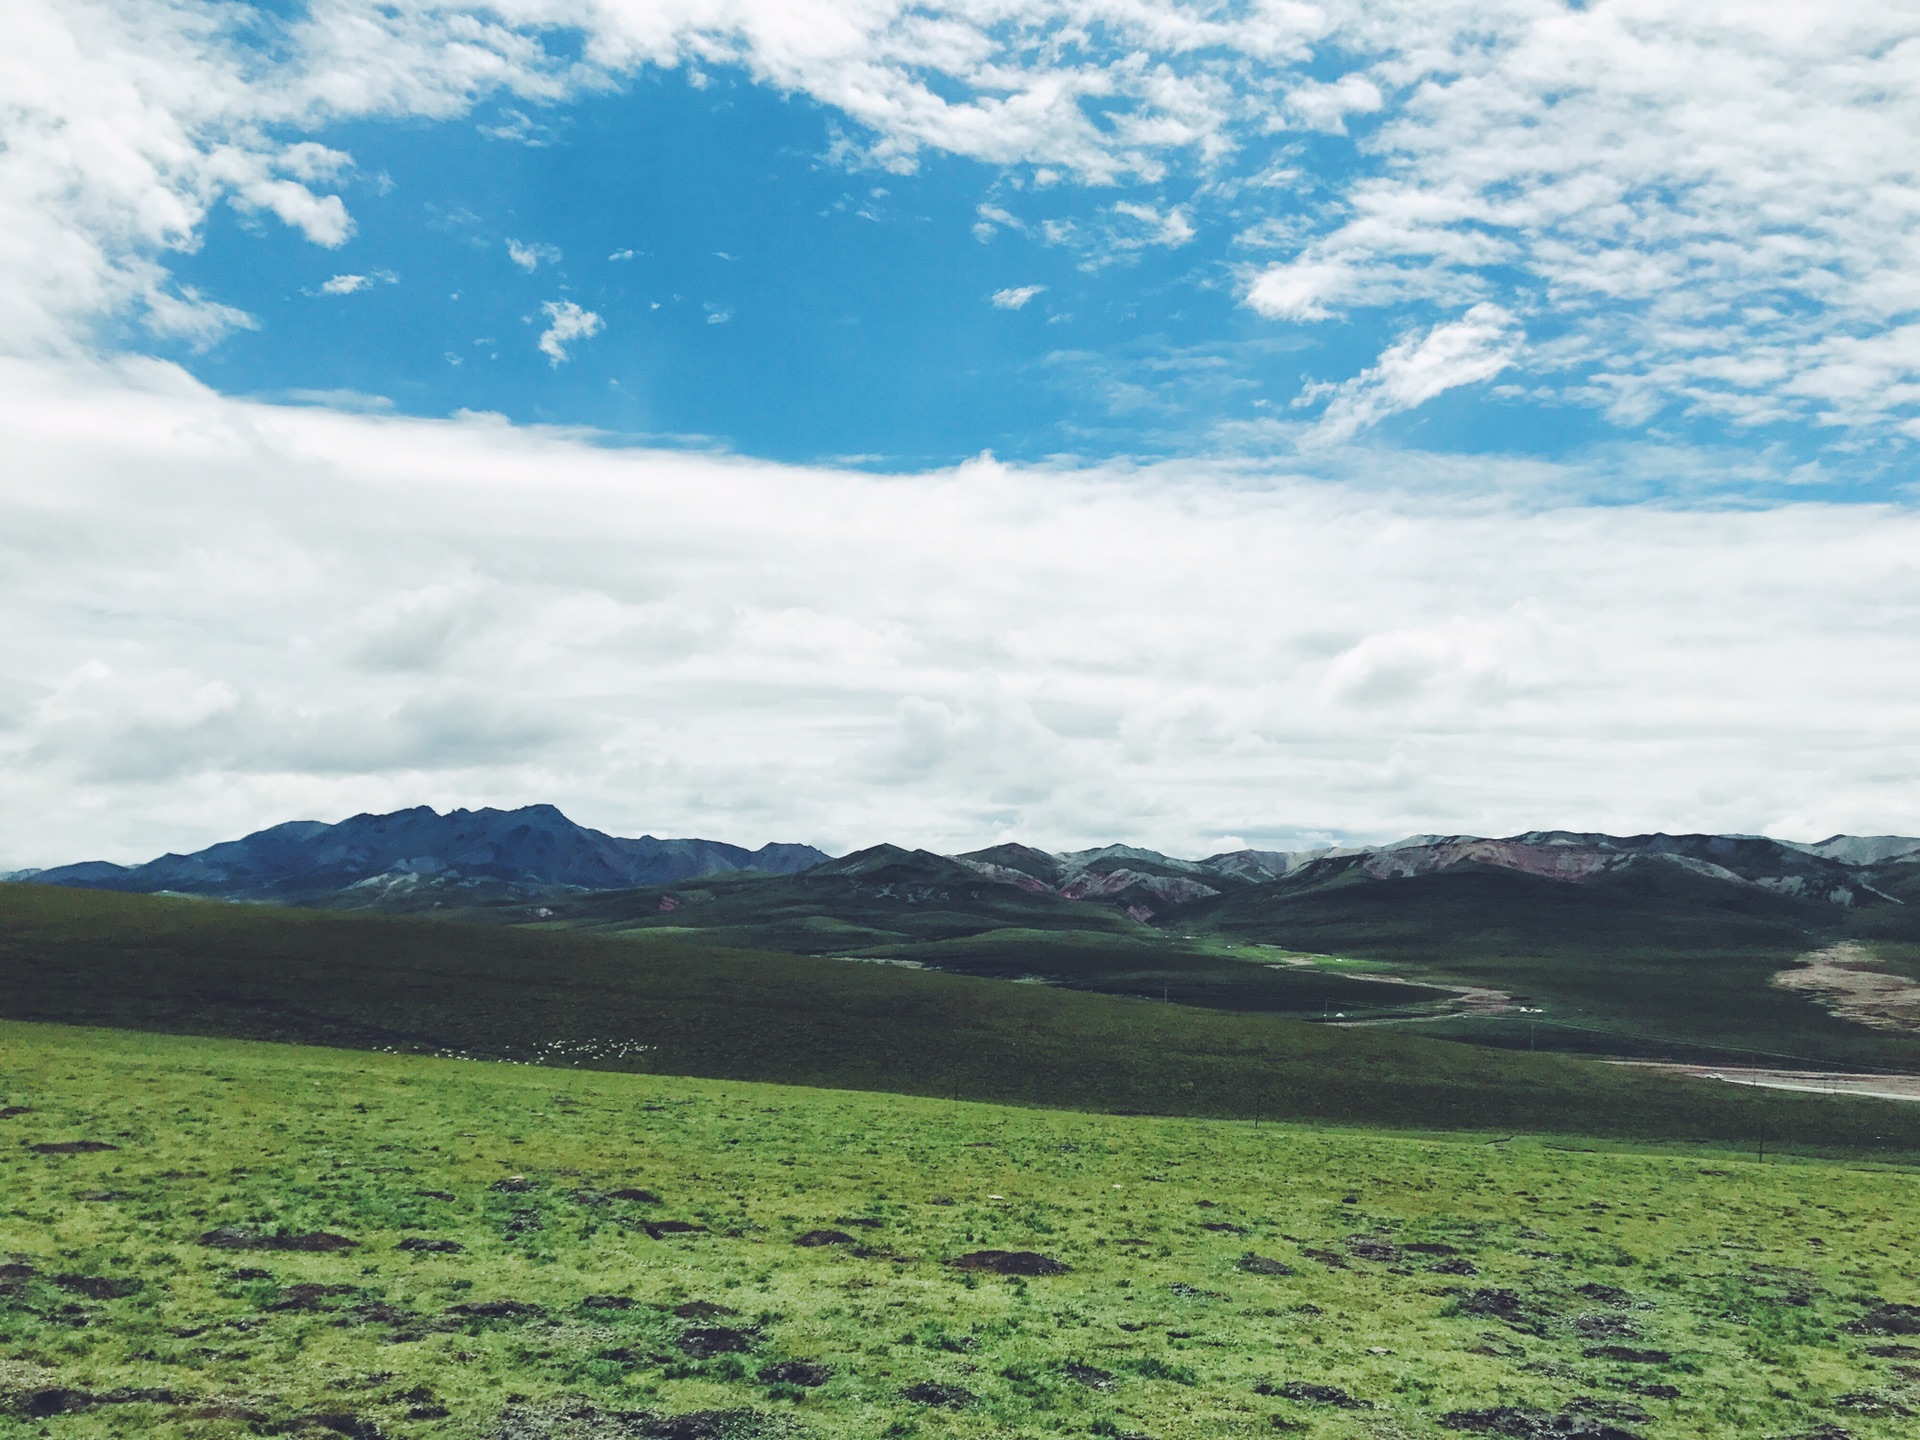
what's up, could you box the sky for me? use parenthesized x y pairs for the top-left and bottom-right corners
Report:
(5, 0), (1920, 866)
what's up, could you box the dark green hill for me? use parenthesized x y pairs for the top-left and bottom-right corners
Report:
(6, 881), (1920, 1157)
(1183, 860), (1920, 1069)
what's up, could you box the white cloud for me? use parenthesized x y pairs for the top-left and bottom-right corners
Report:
(7, 356), (1920, 868)
(1245, 259), (1361, 323)
(537, 301), (602, 364)
(1284, 74), (1383, 135)
(1240, 1), (1920, 436)
(608, 248), (636, 261)
(1110, 201), (1195, 249)
(507, 239), (561, 273)
(992, 285), (1046, 310)
(1308, 304), (1523, 442)
(315, 270), (395, 297)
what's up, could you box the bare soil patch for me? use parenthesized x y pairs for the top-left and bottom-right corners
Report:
(946, 1250), (1067, 1276)
(199, 1227), (357, 1252)
(677, 1327), (757, 1359)
(1775, 943), (1920, 1034)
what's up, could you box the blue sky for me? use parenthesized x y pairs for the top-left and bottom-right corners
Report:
(4, 1), (1920, 866)
(168, 70), (1338, 467)
(127, 8), (1910, 492)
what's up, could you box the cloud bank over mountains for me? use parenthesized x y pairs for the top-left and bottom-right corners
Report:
(6, 355), (1920, 870)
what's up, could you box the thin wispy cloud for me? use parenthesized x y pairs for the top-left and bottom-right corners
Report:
(507, 240), (561, 273)
(992, 285), (1046, 310)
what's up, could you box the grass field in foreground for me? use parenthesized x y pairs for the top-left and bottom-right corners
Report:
(6, 1022), (1920, 1439)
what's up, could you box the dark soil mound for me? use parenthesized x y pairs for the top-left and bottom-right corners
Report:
(678, 1327), (757, 1359)
(491, 1177), (536, 1193)
(756, 1361), (830, 1387)
(397, 1238), (464, 1253)
(793, 1230), (855, 1247)
(0, 1106), (31, 1118)
(1573, 1314), (1638, 1338)
(1440, 1406), (1642, 1438)
(260, 1413), (383, 1437)
(1834, 1392), (1913, 1416)
(52, 1274), (141, 1299)
(1302, 1249), (1347, 1268)
(1851, 1303), (1920, 1335)
(645, 1222), (705, 1240)
(1200, 1222), (1249, 1234)
(30, 1141), (117, 1154)
(1347, 1238), (1401, 1262)
(1257, 1383), (1366, 1408)
(674, 1302), (736, 1319)
(1582, 1346), (1670, 1364)
(267, 1283), (358, 1312)
(899, 1383), (974, 1408)
(18, 1389), (96, 1417)
(1403, 1242), (1458, 1256)
(946, 1250), (1067, 1276)
(607, 1189), (663, 1204)
(449, 1300), (545, 1320)
(1238, 1254), (1295, 1276)
(198, 1227), (357, 1252)
(1453, 1288), (1536, 1327)
(1431, 1258), (1479, 1276)
(637, 1411), (783, 1440)
(1064, 1364), (1114, 1390)
(1577, 1283), (1632, 1305)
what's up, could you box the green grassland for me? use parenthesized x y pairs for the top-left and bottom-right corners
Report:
(6, 1021), (1920, 1439)
(8, 882), (1920, 1158)
(1184, 865), (1920, 1073)
(450, 873), (1444, 1023)
(371, 854), (1920, 1073)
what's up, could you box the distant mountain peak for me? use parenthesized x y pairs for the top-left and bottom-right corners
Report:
(23, 805), (831, 904)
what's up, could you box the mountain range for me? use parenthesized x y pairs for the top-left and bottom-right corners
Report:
(10, 805), (1920, 923)
(5, 804), (829, 905)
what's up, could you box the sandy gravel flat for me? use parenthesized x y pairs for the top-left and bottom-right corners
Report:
(1610, 1060), (1920, 1103)
(1773, 941), (1920, 1034)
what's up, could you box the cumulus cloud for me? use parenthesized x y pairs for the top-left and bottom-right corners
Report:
(1307, 305), (1523, 442)
(537, 301), (602, 364)
(991, 285), (1046, 310)
(6, 356), (1920, 869)
(507, 239), (561, 273)
(316, 270), (396, 296)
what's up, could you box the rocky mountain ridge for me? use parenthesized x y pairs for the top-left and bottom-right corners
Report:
(10, 809), (1920, 924)
(9, 805), (830, 904)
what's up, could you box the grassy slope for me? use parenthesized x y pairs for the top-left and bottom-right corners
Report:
(4, 883), (1920, 1157)
(1184, 865), (1920, 1071)
(459, 874), (1446, 1020)
(429, 860), (1920, 1069)
(4, 1021), (1920, 1440)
